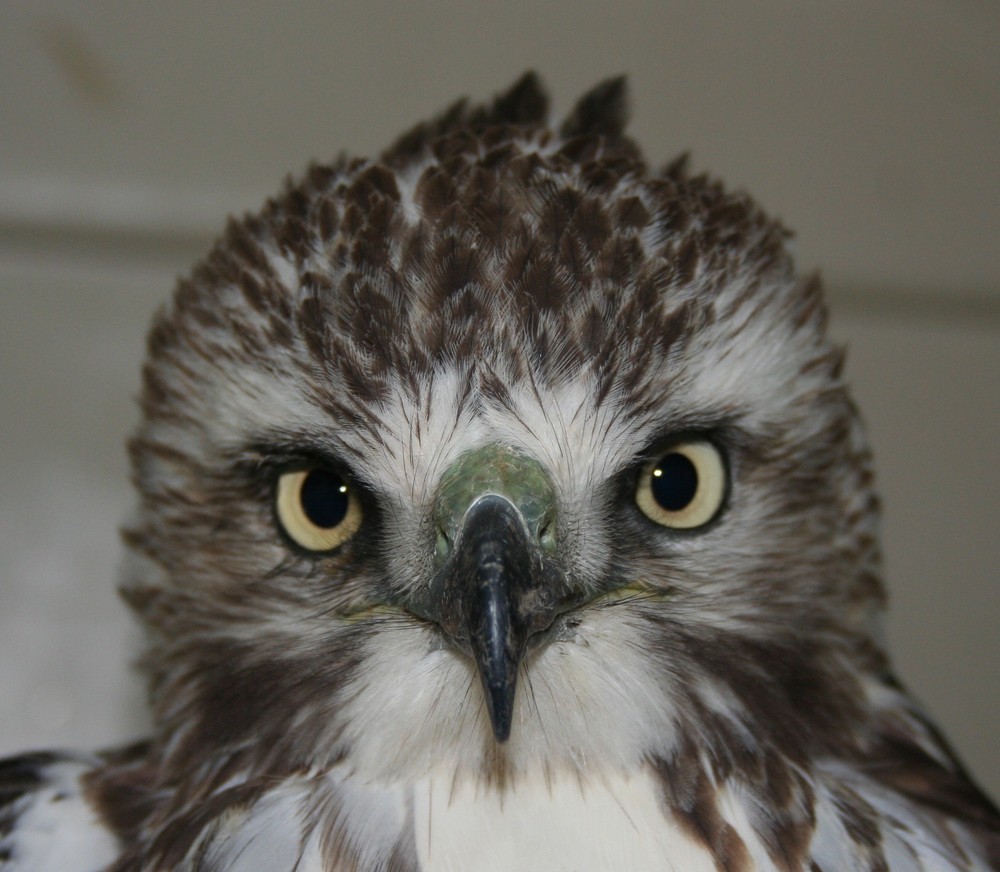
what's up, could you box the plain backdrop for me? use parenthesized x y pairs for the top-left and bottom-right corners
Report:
(1, 0), (998, 800)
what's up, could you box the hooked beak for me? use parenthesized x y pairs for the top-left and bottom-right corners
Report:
(435, 495), (560, 741)
(408, 445), (566, 742)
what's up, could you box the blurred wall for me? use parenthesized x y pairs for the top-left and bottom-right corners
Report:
(1, 1), (998, 798)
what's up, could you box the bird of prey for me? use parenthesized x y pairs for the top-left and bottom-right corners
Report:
(1, 73), (998, 871)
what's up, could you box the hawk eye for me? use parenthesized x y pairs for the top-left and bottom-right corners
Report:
(635, 440), (726, 529)
(275, 468), (362, 551)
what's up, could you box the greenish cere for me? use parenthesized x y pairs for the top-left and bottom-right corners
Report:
(434, 443), (557, 562)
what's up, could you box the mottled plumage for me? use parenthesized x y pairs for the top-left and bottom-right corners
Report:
(2, 73), (998, 870)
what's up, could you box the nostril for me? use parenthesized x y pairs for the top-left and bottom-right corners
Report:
(537, 513), (557, 553)
(435, 525), (452, 562)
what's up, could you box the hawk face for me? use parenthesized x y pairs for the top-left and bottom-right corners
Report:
(124, 73), (881, 789)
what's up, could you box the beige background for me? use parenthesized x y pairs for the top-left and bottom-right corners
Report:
(1, 1), (998, 799)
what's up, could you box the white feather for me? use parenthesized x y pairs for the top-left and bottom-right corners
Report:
(411, 766), (717, 872)
(0, 756), (118, 872)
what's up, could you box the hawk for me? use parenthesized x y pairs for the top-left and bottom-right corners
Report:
(2, 73), (998, 871)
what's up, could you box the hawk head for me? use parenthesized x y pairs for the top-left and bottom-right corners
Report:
(123, 72), (882, 790)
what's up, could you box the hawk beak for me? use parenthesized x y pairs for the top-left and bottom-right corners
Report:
(439, 495), (556, 741)
(413, 445), (563, 743)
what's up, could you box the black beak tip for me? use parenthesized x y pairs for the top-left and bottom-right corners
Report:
(485, 684), (514, 743)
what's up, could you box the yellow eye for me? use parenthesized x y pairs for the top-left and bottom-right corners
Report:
(636, 440), (726, 529)
(275, 468), (363, 551)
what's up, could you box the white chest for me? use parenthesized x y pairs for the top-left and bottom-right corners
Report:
(411, 768), (718, 872)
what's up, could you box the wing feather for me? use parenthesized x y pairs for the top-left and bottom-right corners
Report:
(0, 751), (119, 871)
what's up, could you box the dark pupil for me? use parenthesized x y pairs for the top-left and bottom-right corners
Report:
(299, 469), (350, 528)
(650, 452), (699, 512)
